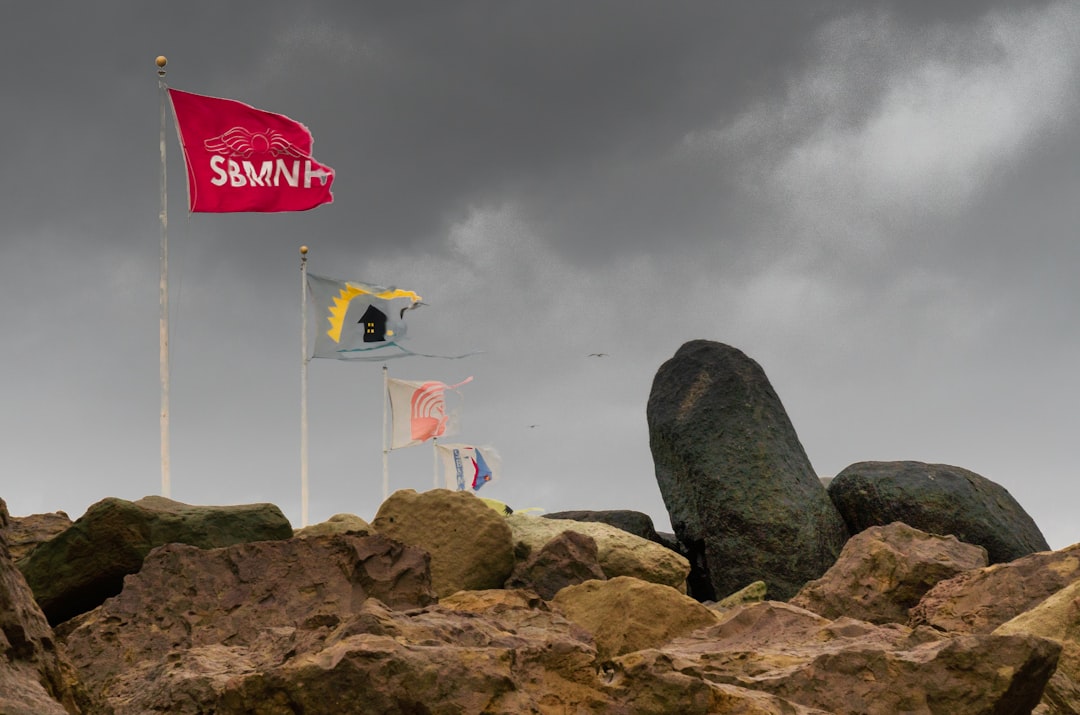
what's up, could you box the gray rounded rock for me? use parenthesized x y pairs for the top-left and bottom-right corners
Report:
(828, 461), (1049, 564)
(647, 340), (848, 600)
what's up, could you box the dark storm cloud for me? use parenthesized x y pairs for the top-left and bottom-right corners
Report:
(166, 2), (856, 260)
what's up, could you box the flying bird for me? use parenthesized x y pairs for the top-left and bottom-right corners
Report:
(587, 353), (609, 358)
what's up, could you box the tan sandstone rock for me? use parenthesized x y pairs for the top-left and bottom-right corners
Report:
(714, 580), (768, 609)
(790, 521), (987, 624)
(372, 489), (515, 598)
(612, 600), (1061, 715)
(995, 578), (1080, 715)
(293, 512), (372, 538)
(507, 512), (690, 592)
(909, 542), (1080, 634)
(552, 576), (720, 659)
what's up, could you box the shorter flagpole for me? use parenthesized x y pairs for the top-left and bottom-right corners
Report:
(300, 245), (310, 527)
(432, 437), (439, 489)
(382, 365), (390, 502)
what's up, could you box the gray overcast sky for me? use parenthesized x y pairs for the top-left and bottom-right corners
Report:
(2, 1), (1078, 549)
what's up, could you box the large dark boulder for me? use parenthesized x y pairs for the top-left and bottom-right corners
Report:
(647, 340), (849, 601)
(827, 461), (1049, 564)
(18, 495), (293, 625)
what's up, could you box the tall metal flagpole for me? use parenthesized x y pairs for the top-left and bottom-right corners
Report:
(300, 245), (310, 527)
(157, 55), (171, 498)
(382, 365), (390, 501)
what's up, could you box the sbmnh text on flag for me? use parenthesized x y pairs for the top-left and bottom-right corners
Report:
(387, 377), (472, 450)
(168, 88), (335, 212)
(436, 444), (501, 492)
(307, 274), (423, 361)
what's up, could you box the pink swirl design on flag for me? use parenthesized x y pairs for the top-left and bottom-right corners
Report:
(410, 382), (448, 441)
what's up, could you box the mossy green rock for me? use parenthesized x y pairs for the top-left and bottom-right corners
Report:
(18, 495), (293, 625)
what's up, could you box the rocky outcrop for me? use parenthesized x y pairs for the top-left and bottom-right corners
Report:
(828, 461), (1050, 563)
(5, 483), (1074, 715)
(2, 488), (1065, 714)
(58, 533), (434, 714)
(18, 495), (293, 625)
(613, 600), (1060, 715)
(371, 488), (515, 598)
(507, 512), (690, 591)
(552, 576), (720, 659)
(0, 499), (97, 715)
(6, 510), (72, 562)
(909, 542), (1080, 634)
(790, 521), (988, 624)
(647, 340), (849, 600)
(504, 529), (606, 599)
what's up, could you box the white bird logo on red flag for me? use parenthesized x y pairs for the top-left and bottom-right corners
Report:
(203, 127), (306, 158)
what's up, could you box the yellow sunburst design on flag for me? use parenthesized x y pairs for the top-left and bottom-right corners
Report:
(326, 283), (422, 343)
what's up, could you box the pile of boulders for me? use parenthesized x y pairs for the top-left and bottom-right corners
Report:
(2, 339), (1074, 714)
(2, 489), (1076, 714)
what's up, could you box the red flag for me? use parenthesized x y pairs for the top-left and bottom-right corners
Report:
(168, 88), (335, 213)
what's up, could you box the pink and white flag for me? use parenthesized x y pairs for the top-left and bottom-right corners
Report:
(387, 377), (472, 449)
(168, 88), (335, 212)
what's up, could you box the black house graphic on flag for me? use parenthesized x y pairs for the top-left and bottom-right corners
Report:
(358, 304), (388, 342)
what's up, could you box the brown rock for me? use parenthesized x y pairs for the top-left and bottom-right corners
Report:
(59, 534), (434, 714)
(613, 600), (1060, 715)
(909, 542), (1080, 634)
(212, 596), (612, 714)
(18, 495), (294, 625)
(609, 660), (834, 714)
(372, 489), (515, 598)
(552, 576), (720, 660)
(0, 498), (97, 715)
(504, 529), (606, 599)
(790, 521), (988, 624)
(995, 579), (1080, 715)
(6, 510), (72, 562)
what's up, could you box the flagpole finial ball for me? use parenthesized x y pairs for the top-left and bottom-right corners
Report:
(156, 56), (167, 68)
(300, 245), (309, 255)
